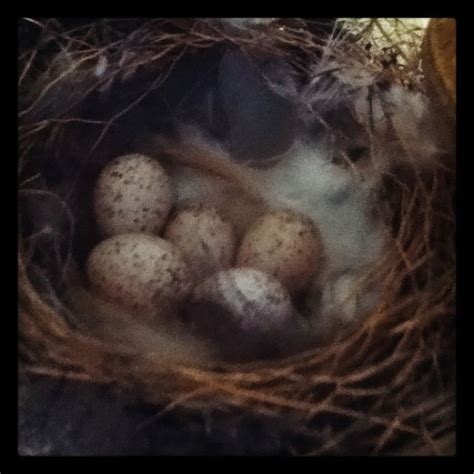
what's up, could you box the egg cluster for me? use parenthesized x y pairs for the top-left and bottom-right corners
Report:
(87, 153), (325, 357)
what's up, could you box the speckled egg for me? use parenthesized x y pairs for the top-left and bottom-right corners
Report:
(163, 204), (236, 280)
(193, 268), (295, 335)
(86, 233), (192, 317)
(236, 211), (324, 294)
(93, 154), (172, 237)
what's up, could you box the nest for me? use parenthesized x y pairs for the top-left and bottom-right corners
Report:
(18, 18), (456, 455)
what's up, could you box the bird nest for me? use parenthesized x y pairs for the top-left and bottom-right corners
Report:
(18, 18), (456, 455)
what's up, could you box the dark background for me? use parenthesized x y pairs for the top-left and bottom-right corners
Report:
(18, 371), (293, 456)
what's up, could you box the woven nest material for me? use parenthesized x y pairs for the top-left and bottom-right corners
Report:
(18, 18), (456, 455)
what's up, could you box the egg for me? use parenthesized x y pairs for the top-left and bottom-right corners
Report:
(93, 153), (172, 237)
(163, 204), (236, 280)
(193, 268), (295, 333)
(86, 233), (192, 319)
(312, 271), (380, 341)
(190, 268), (296, 361)
(236, 211), (324, 294)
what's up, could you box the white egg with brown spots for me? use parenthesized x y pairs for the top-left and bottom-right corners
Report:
(164, 205), (236, 280)
(193, 268), (295, 335)
(86, 233), (192, 318)
(236, 211), (324, 294)
(94, 153), (172, 237)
